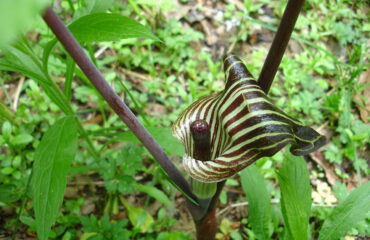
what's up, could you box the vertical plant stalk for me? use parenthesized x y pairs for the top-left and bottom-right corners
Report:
(189, 121), (217, 203)
(189, 121), (217, 202)
(187, 120), (219, 240)
(41, 7), (196, 201)
(184, 1), (307, 238)
(258, 0), (305, 93)
(193, 181), (225, 240)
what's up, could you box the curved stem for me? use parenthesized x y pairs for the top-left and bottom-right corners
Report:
(258, 0), (305, 93)
(41, 7), (196, 201)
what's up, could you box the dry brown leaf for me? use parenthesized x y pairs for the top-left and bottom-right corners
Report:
(81, 198), (96, 215)
(354, 68), (370, 123)
(201, 19), (218, 45)
(310, 151), (339, 186)
(83, 114), (103, 125)
(144, 103), (168, 116)
(163, 2), (191, 21)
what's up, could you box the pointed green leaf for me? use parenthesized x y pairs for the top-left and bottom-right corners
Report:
(0, 101), (16, 124)
(42, 38), (58, 75)
(162, 169), (199, 206)
(278, 150), (312, 240)
(20, 216), (36, 228)
(0, 45), (73, 115)
(69, 13), (161, 43)
(0, 184), (20, 203)
(240, 165), (272, 240)
(318, 181), (370, 240)
(11, 133), (33, 145)
(32, 116), (78, 240)
(0, 45), (45, 81)
(120, 197), (154, 233)
(73, 0), (114, 19)
(136, 184), (173, 207)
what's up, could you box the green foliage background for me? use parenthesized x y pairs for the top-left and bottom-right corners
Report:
(0, 0), (369, 239)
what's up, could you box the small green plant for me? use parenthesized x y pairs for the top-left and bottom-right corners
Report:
(240, 151), (370, 240)
(80, 214), (131, 239)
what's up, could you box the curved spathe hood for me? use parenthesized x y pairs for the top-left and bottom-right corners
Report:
(172, 54), (325, 183)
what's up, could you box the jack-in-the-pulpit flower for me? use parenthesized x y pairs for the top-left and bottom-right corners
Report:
(173, 54), (325, 183)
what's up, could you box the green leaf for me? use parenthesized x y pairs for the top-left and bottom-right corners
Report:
(0, 184), (20, 202)
(11, 133), (33, 145)
(0, 0), (51, 48)
(80, 214), (130, 240)
(157, 231), (191, 240)
(41, 38), (58, 74)
(120, 197), (154, 233)
(333, 181), (349, 202)
(0, 45), (45, 81)
(32, 116), (78, 240)
(278, 150), (312, 240)
(136, 184), (173, 207)
(1, 44), (73, 115)
(117, 127), (184, 156)
(162, 169), (198, 206)
(118, 145), (144, 175)
(0, 101), (16, 124)
(240, 165), (272, 240)
(69, 13), (161, 43)
(20, 216), (36, 228)
(74, 0), (114, 19)
(318, 181), (370, 240)
(1, 121), (12, 139)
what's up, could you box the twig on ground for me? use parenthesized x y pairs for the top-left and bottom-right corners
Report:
(94, 45), (109, 58)
(12, 77), (24, 111)
(217, 200), (337, 217)
(120, 68), (154, 82)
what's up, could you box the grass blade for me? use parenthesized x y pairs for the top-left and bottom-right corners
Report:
(2, 41), (99, 160)
(41, 38), (58, 74)
(65, 55), (75, 100)
(1, 44), (73, 114)
(136, 184), (173, 207)
(318, 181), (370, 240)
(32, 116), (78, 240)
(278, 150), (311, 240)
(240, 165), (272, 240)
(0, 100), (16, 124)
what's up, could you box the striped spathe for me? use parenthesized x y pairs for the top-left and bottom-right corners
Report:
(172, 54), (325, 183)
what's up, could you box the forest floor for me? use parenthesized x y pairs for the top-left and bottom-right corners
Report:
(0, 0), (369, 239)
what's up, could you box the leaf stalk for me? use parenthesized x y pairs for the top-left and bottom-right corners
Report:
(258, 0), (305, 93)
(41, 7), (196, 201)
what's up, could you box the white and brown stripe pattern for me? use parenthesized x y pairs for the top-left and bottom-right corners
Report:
(173, 54), (325, 183)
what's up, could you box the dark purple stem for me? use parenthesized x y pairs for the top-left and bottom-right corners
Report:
(41, 7), (196, 200)
(258, 0), (305, 93)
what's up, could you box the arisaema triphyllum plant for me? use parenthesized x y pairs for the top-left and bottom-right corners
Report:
(171, 53), (326, 238)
